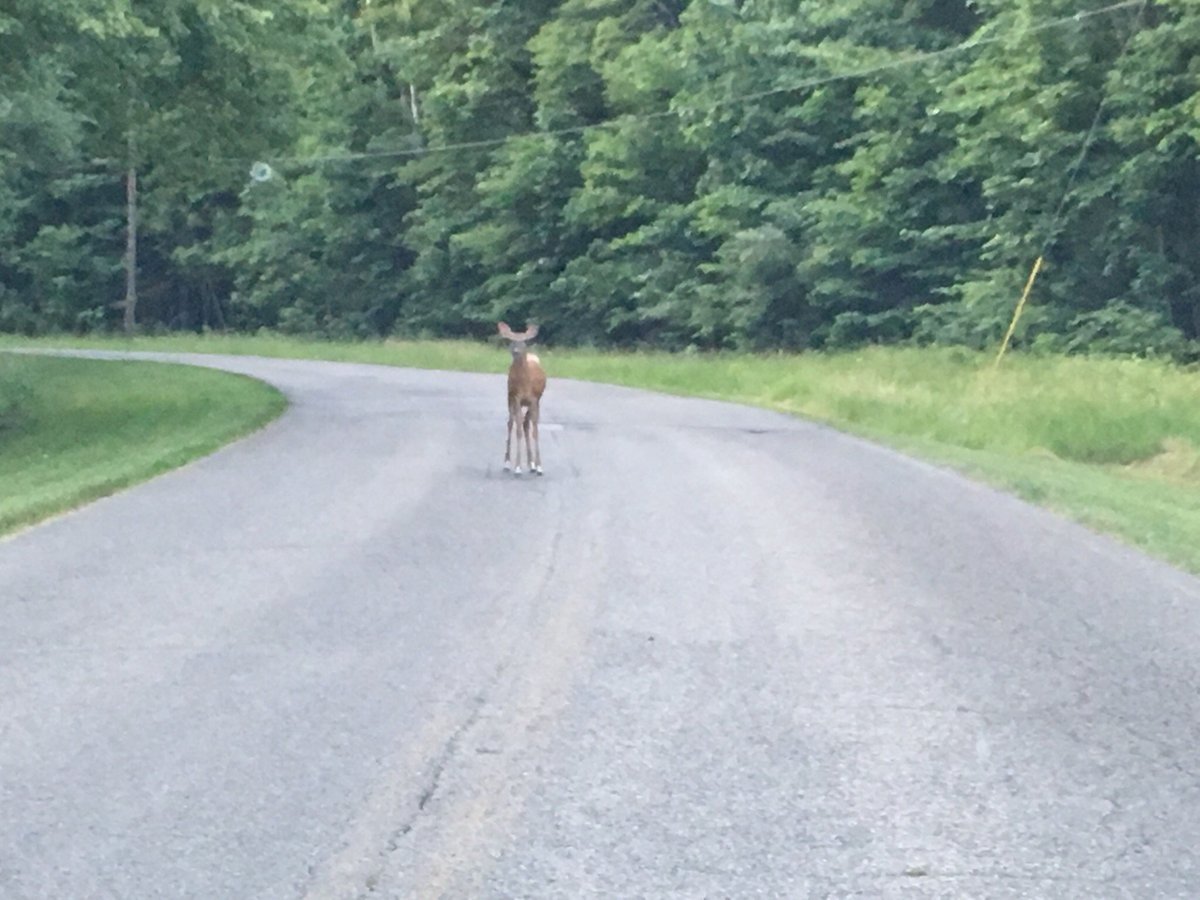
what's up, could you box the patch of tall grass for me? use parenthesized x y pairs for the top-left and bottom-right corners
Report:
(0, 354), (35, 431)
(546, 346), (1200, 466)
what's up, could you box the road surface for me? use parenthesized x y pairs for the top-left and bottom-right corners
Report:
(3, 351), (1200, 899)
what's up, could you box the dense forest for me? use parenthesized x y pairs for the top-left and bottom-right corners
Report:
(1, 0), (1197, 354)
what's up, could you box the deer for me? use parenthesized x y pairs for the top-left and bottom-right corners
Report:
(498, 321), (547, 475)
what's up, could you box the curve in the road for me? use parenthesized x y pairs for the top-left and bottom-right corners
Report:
(3, 351), (1200, 899)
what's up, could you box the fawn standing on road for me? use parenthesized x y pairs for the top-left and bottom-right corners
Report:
(498, 322), (546, 475)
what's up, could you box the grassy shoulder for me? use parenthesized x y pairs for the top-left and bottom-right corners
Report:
(0, 353), (286, 536)
(3, 334), (1198, 574)
(564, 348), (1200, 572)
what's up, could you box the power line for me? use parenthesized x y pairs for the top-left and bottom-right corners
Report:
(11, 0), (1144, 179)
(256, 0), (1143, 173)
(994, 0), (1149, 365)
(1040, 0), (1149, 256)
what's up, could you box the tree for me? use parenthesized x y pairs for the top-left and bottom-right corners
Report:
(3, 0), (1197, 358)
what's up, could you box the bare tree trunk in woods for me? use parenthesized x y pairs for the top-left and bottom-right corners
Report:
(206, 279), (227, 332)
(363, 3), (419, 127)
(124, 161), (138, 335)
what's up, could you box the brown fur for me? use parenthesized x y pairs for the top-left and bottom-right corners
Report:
(498, 322), (547, 473)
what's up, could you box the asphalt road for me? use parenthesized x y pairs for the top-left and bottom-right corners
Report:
(3, 351), (1200, 899)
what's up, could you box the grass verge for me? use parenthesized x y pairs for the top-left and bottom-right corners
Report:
(0, 353), (286, 536)
(2, 334), (1198, 574)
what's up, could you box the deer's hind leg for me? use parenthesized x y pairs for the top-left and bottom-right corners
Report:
(520, 402), (534, 473)
(530, 399), (542, 475)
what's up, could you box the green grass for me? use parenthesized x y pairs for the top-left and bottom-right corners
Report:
(4, 334), (1200, 574)
(0, 353), (285, 536)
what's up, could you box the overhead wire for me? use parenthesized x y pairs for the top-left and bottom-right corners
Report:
(253, 0), (1144, 173)
(994, 0), (1149, 364)
(7, 1), (1144, 178)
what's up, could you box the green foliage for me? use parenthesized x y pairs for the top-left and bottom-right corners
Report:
(1048, 301), (1193, 358)
(3, 0), (1200, 356)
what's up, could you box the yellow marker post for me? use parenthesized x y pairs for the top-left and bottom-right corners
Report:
(995, 255), (1045, 366)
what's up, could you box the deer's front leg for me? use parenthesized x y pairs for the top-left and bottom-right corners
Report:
(511, 403), (527, 475)
(521, 408), (533, 473)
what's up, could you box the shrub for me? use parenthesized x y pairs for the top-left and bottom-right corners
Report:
(1059, 302), (1190, 359)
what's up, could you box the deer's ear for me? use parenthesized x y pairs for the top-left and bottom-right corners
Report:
(524, 323), (539, 341)
(498, 322), (513, 339)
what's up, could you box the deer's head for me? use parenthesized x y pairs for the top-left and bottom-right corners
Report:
(498, 322), (539, 359)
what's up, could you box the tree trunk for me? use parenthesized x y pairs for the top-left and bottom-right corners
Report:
(124, 162), (138, 335)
